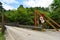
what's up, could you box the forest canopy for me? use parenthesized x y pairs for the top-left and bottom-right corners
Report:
(0, 0), (60, 26)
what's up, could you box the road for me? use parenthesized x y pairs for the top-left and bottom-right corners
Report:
(5, 26), (60, 40)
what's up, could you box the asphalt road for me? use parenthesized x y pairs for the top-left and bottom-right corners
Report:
(5, 26), (60, 40)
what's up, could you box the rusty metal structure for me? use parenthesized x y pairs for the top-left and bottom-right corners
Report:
(34, 10), (60, 31)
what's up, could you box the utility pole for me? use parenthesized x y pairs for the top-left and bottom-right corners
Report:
(2, 8), (5, 33)
(0, 2), (5, 33)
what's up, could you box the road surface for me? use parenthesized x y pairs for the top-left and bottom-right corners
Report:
(5, 26), (60, 40)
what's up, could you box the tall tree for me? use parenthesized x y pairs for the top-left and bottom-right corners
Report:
(0, 2), (3, 21)
(50, 0), (60, 24)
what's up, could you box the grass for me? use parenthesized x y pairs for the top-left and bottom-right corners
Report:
(0, 28), (5, 40)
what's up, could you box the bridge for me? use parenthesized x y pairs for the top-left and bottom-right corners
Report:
(5, 25), (60, 40)
(1, 11), (60, 40)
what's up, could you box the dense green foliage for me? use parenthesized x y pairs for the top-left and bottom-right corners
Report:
(4, 5), (50, 25)
(0, 31), (5, 40)
(50, 0), (60, 24)
(0, 0), (60, 27)
(0, 2), (2, 21)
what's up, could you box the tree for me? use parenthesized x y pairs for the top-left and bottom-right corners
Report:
(0, 2), (2, 21)
(5, 5), (51, 26)
(50, 0), (60, 26)
(17, 5), (34, 25)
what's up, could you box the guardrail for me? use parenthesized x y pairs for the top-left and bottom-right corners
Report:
(17, 25), (43, 31)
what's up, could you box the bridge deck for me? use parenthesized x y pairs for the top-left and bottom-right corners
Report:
(5, 26), (60, 40)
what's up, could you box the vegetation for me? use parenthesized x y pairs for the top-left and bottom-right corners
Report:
(4, 5), (50, 25)
(49, 0), (60, 28)
(0, 0), (60, 28)
(0, 31), (5, 40)
(0, 0), (60, 40)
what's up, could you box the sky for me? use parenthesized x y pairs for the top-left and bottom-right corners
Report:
(0, 0), (53, 10)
